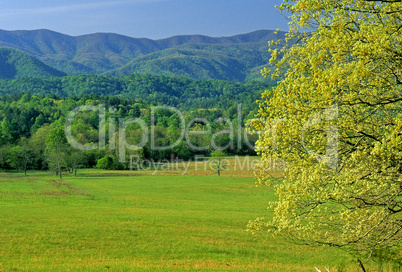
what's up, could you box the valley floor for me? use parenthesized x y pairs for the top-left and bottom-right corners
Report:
(0, 162), (357, 271)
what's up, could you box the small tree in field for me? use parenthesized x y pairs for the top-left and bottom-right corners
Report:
(248, 0), (402, 269)
(210, 150), (227, 176)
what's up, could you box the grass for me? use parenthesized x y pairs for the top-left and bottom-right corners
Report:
(0, 164), (357, 271)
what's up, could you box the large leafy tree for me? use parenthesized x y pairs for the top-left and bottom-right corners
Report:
(249, 0), (402, 267)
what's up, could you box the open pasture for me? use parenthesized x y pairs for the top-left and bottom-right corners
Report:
(0, 168), (353, 271)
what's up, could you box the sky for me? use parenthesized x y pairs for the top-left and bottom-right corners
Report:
(0, 0), (289, 39)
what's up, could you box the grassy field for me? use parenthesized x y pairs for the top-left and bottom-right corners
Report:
(0, 159), (358, 271)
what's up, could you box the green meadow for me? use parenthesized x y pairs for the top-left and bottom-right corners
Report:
(0, 168), (354, 271)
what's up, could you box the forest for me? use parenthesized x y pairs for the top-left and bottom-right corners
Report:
(0, 74), (263, 176)
(0, 36), (273, 177)
(0, 73), (272, 110)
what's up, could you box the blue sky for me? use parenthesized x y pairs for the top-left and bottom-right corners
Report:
(0, 0), (289, 39)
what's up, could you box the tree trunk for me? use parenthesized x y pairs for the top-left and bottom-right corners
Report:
(357, 259), (367, 272)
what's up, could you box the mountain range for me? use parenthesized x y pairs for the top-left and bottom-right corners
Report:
(0, 29), (285, 82)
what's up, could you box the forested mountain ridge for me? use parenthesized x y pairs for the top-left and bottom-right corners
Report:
(0, 73), (272, 110)
(0, 29), (284, 81)
(105, 41), (273, 81)
(0, 48), (66, 79)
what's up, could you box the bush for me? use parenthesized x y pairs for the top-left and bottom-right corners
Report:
(96, 155), (121, 170)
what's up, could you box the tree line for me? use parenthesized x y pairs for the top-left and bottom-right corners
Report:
(0, 73), (273, 110)
(0, 92), (258, 177)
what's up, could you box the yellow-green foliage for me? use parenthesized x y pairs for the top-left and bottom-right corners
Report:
(250, 0), (402, 261)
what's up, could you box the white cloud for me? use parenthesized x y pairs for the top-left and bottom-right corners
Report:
(1, 0), (168, 17)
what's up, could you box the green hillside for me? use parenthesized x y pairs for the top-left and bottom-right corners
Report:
(0, 48), (66, 79)
(106, 42), (276, 81)
(106, 48), (246, 81)
(0, 29), (284, 81)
